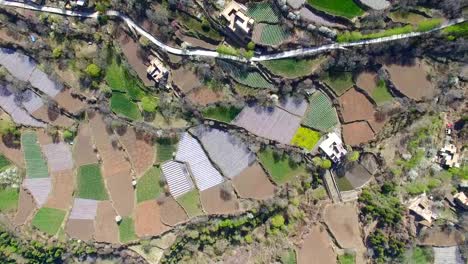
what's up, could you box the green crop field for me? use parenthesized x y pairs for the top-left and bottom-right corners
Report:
(258, 148), (307, 185)
(260, 24), (290, 46)
(220, 61), (274, 89)
(202, 105), (242, 123)
(291, 127), (321, 151)
(404, 247), (433, 264)
(335, 175), (353, 191)
(338, 253), (355, 264)
(0, 188), (18, 212)
(111, 92), (142, 121)
(106, 58), (146, 100)
(156, 138), (177, 163)
(262, 57), (325, 79)
(302, 91), (338, 132)
(323, 71), (354, 96)
(32, 207), (66, 236)
(372, 80), (393, 105)
(77, 164), (108, 200)
(137, 166), (163, 203)
(119, 217), (137, 243)
(176, 190), (204, 218)
(247, 2), (280, 23)
(307, 0), (364, 19)
(0, 154), (11, 172)
(21, 132), (49, 178)
(280, 249), (297, 264)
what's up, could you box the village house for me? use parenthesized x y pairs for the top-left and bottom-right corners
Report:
(220, 1), (255, 40)
(454, 192), (468, 210)
(408, 193), (435, 226)
(437, 143), (461, 168)
(319, 133), (347, 163)
(147, 57), (168, 83)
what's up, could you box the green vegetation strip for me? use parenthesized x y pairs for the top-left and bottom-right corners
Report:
(442, 21), (468, 39)
(323, 71), (353, 96)
(156, 138), (177, 163)
(0, 188), (18, 212)
(258, 148), (306, 185)
(337, 18), (443, 42)
(290, 127), (321, 151)
(247, 2), (279, 23)
(111, 92), (142, 120)
(21, 132), (49, 178)
(338, 253), (356, 264)
(32, 207), (66, 236)
(262, 57), (324, 79)
(259, 24), (290, 46)
(372, 80), (393, 105)
(180, 15), (222, 41)
(77, 164), (108, 200)
(220, 61), (274, 89)
(307, 0), (363, 19)
(119, 217), (137, 243)
(202, 105), (241, 123)
(0, 155), (11, 172)
(176, 190), (204, 218)
(106, 58), (146, 100)
(404, 247), (433, 264)
(301, 91), (338, 132)
(136, 166), (163, 203)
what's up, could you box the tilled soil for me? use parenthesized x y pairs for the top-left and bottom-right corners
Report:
(94, 201), (120, 244)
(13, 188), (36, 226)
(356, 71), (378, 94)
(385, 61), (435, 100)
(159, 196), (188, 226)
(200, 184), (240, 215)
(339, 88), (375, 123)
(297, 225), (336, 264)
(342, 121), (375, 146)
(73, 123), (98, 166)
(187, 86), (224, 106)
(32, 105), (74, 128)
(232, 163), (275, 200)
(118, 128), (155, 178)
(54, 88), (86, 115)
(135, 200), (169, 238)
(45, 170), (74, 210)
(66, 219), (95, 241)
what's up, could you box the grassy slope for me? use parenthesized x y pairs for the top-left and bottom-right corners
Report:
(202, 105), (241, 123)
(0, 188), (18, 212)
(0, 155), (11, 171)
(262, 57), (325, 79)
(77, 164), (108, 200)
(258, 148), (306, 184)
(156, 138), (177, 163)
(372, 80), (393, 105)
(176, 190), (204, 218)
(323, 71), (354, 96)
(111, 92), (142, 121)
(338, 253), (355, 264)
(32, 207), (66, 236)
(119, 217), (137, 243)
(136, 166), (163, 203)
(307, 0), (364, 19)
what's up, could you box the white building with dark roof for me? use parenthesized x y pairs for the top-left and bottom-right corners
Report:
(319, 133), (347, 163)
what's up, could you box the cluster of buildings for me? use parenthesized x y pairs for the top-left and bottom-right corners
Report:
(146, 56), (168, 83)
(435, 124), (461, 168)
(220, 1), (255, 41)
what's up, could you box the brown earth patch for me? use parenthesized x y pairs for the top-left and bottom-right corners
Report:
(419, 228), (465, 247)
(339, 88), (375, 123)
(13, 188), (36, 226)
(89, 114), (134, 216)
(66, 219), (95, 241)
(0, 138), (24, 167)
(200, 184), (240, 215)
(54, 67), (81, 91)
(187, 86), (224, 106)
(324, 203), (364, 249)
(119, 128), (155, 178)
(180, 35), (217, 50)
(159, 196), (188, 226)
(73, 123), (98, 166)
(171, 67), (202, 93)
(298, 225), (336, 264)
(36, 129), (54, 145)
(94, 201), (120, 244)
(0, 27), (27, 46)
(45, 170), (74, 210)
(54, 88), (86, 115)
(118, 32), (153, 87)
(135, 200), (169, 238)
(385, 60), (435, 100)
(342, 122), (375, 146)
(32, 105), (74, 128)
(356, 71), (378, 94)
(232, 163), (275, 200)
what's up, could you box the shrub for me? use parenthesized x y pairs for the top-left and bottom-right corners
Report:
(321, 159), (332, 169)
(216, 44), (240, 57)
(271, 214), (285, 229)
(0, 119), (16, 136)
(52, 47), (62, 59)
(416, 19), (442, 32)
(85, 63), (101, 78)
(62, 130), (74, 142)
(141, 96), (158, 113)
(347, 151), (360, 162)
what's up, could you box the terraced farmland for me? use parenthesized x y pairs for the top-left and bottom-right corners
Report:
(110, 92), (142, 120)
(21, 132), (49, 178)
(260, 24), (290, 46)
(156, 138), (177, 163)
(220, 61), (274, 89)
(307, 0), (364, 19)
(247, 2), (280, 23)
(323, 71), (354, 96)
(302, 92), (338, 132)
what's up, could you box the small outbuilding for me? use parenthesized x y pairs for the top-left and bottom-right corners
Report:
(319, 133), (347, 163)
(147, 57), (168, 83)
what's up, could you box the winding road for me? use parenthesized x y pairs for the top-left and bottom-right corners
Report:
(0, 0), (465, 62)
